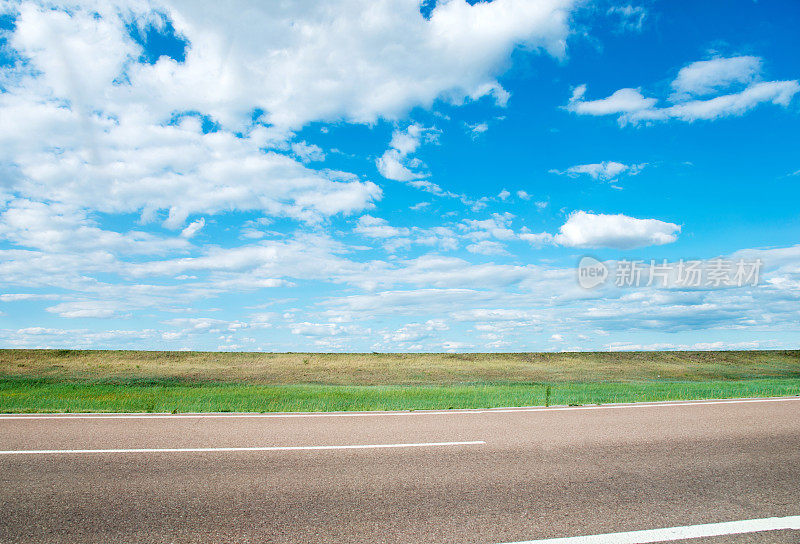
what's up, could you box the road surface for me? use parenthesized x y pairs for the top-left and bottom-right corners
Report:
(1, 397), (798, 543)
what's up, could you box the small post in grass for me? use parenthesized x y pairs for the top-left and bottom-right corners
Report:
(545, 385), (551, 407)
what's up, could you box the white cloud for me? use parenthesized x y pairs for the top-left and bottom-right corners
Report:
(354, 216), (462, 253)
(354, 215), (410, 239)
(518, 229), (555, 246)
(467, 121), (489, 138)
(10, 4), (139, 111)
(550, 161), (646, 181)
(3, 2), (797, 351)
(376, 123), (439, 181)
(637, 81), (800, 123)
(384, 319), (448, 343)
(451, 308), (540, 322)
(128, 233), (357, 281)
(567, 56), (799, 125)
(0, 293), (60, 302)
(0, 326), (160, 349)
(46, 301), (120, 319)
(352, 211), (560, 256)
(160, 318), (249, 340)
(376, 149), (425, 182)
(2, 0), (578, 238)
(607, 340), (766, 352)
(291, 141), (326, 163)
(363, 255), (552, 291)
(0, 199), (189, 254)
(607, 5), (646, 33)
(460, 213), (553, 248)
(389, 123), (430, 155)
(325, 288), (498, 314)
(670, 56), (762, 100)
(290, 322), (346, 337)
(442, 341), (473, 351)
(25, 0), (575, 131)
(567, 84), (657, 115)
(0, 94), (382, 226)
(461, 213), (517, 241)
(554, 211), (681, 249)
(180, 218), (205, 239)
(466, 240), (509, 255)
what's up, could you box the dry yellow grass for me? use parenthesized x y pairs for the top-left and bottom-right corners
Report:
(1, 349), (798, 385)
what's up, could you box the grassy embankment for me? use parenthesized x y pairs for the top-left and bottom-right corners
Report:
(1, 349), (798, 413)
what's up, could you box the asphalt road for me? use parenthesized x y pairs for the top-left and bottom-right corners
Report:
(0, 398), (798, 543)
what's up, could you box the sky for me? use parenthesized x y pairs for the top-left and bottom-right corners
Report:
(0, 0), (798, 352)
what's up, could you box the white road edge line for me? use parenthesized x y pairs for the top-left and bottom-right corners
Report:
(497, 515), (800, 544)
(0, 440), (485, 455)
(0, 396), (798, 419)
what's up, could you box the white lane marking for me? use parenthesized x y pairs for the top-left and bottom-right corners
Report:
(0, 396), (797, 420)
(498, 515), (800, 544)
(0, 440), (485, 455)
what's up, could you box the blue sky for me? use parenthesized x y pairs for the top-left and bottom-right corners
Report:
(0, 0), (798, 351)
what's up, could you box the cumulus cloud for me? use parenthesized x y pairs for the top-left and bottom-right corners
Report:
(3, 0), (578, 244)
(670, 56), (762, 100)
(376, 123), (438, 181)
(173, 0), (575, 128)
(554, 211), (681, 249)
(180, 218), (205, 239)
(6, 0), (576, 131)
(0, 92), (382, 226)
(376, 150), (424, 182)
(567, 85), (657, 116)
(567, 56), (799, 125)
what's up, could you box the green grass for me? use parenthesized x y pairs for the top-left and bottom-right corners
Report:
(2, 349), (798, 413)
(1, 377), (798, 413)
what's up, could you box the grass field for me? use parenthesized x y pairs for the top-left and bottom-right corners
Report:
(1, 349), (798, 413)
